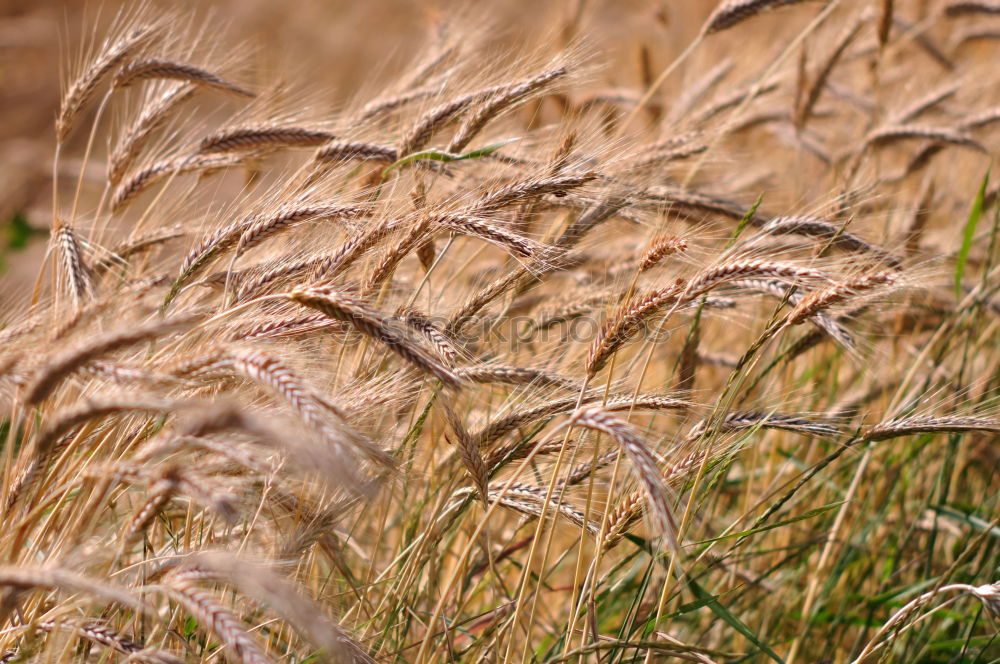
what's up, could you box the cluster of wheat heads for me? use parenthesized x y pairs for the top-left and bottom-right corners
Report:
(0, 1), (998, 662)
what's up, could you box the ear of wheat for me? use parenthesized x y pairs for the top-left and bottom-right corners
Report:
(569, 407), (682, 556)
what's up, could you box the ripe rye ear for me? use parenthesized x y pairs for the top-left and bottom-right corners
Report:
(569, 407), (682, 557)
(287, 285), (463, 388)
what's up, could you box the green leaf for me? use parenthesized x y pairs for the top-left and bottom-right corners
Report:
(667, 587), (739, 619)
(687, 577), (785, 664)
(726, 193), (763, 249)
(956, 168), (989, 298)
(381, 138), (520, 178)
(694, 501), (843, 545)
(460, 139), (520, 160)
(623, 532), (654, 555)
(183, 616), (198, 639)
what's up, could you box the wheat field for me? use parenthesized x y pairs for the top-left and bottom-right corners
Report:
(0, 1), (998, 662)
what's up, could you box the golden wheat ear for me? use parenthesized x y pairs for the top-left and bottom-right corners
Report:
(568, 407), (682, 556)
(57, 22), (159, 143)
(171, 553), (375, 664)
(34, 620), (183, 664)
(164, 573), (274, 664)
(24, 318), (194, 406)
(0, 567), (144, 623)
(289, 285), (463, 388)
(113, 58), (254, 98)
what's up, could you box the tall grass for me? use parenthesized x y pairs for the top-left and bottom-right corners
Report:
(0, 1), (998, 663)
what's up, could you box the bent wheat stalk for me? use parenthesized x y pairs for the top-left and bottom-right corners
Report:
(287, 284), (462, 387)
(568, 407), (682, 556)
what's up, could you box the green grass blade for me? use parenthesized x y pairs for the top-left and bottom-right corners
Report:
(381, 138), (520, 178)
(956, 168), (990, 298)
(726, 193), (764, 249)
(687, 577), (785, 664)
(694, 501), (843, 545)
